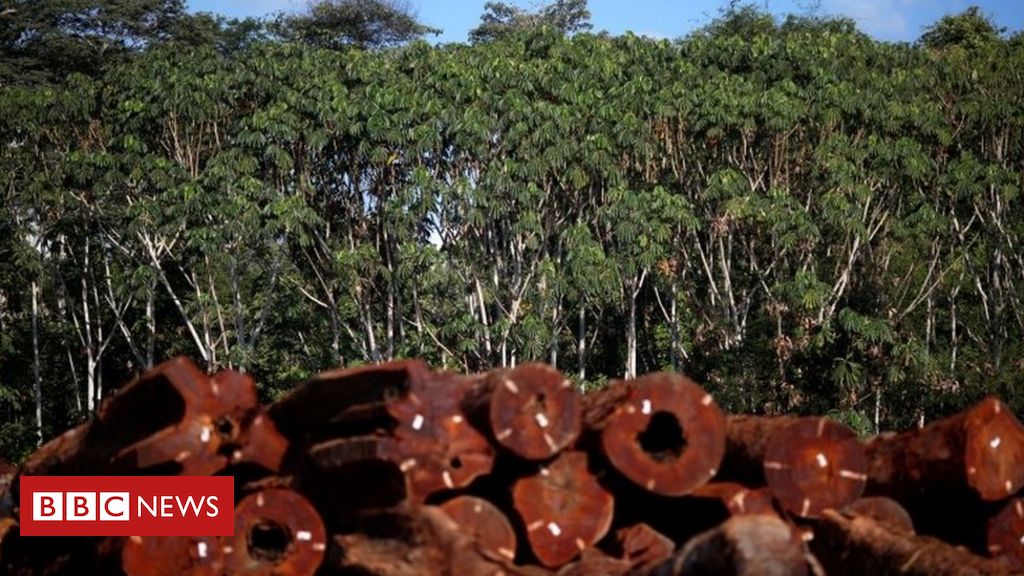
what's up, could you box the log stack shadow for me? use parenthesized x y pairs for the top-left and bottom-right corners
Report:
(2, 356), (1023, 575)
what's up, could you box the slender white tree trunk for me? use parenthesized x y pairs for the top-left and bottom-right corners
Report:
(31, 279), (43, 446)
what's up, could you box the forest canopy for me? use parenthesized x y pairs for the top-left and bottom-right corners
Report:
(1, 2), (1022, 461)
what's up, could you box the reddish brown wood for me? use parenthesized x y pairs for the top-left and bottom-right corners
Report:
(987, 497), (1024, 569)
(382, 372), (494, 502)
(720, 415), (800, 484)
(334, 507), (543, 576)
(866, 397), (1024, 502)
(648, 514), (808, 576)
(464, 363), (581, 461)
(439, 496), (518, 563)
(584, 372), (726, 496)
(122, 535), (223, 576)
(845, 497), (914, 534)
(614, 523), (675, 572)
(267, 360), (431, 442)
(811, 509), (1013, 576)
(692, 482), (778, 516)
(762, 417), (867, 518)
(225, 488), (327, 576)
(512, 451), (614, 567)
(16, 358), (262, 481)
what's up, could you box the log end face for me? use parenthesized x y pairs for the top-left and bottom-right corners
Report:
(227, 488), (327, 576)
(987, 497), (1024, 569)
(439, 496), (518, 562)
(601, 373), (726, 496)
(489, 363), (581, 460)
(966, 397), (1024, 501)
(764, 417), (867, 518)
(512, 451), (614, 568)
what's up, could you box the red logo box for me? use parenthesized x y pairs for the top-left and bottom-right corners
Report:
(19, 476), (233, 536)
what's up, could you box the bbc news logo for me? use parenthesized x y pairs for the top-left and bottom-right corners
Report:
(20, 476), (233, 536)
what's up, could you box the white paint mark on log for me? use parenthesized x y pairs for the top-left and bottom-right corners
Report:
(547, 522), (562, 537)
(839, 470), (868, 482)
(297, 530), (312, 541)
(503, 379), (519, 394)
(535, 412), (550, 428)
(412, 414), (425, 431)
(641, 399), (652, 415)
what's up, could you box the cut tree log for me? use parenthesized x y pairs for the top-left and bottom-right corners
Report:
(512, 451), (615, 567)
(224, 488), (327, 576)
(464, 363), (581, 461)
(844, 497), (914, 534)
(584, 372), (726, 496)
(865, 396), (1024, 503)
(692, 482), (778, 516)
(333, 506), (545, 576)
(267, 359), (431, 444)
(122, 535), (223, 576)
(383, 372), (494, 501)
(304, 372), (494, 504)
(987, 497), (1024, 570)
(647, 514), (808, 576)
(719, 415), (799, 485)
(762, 417), (867, 518)
(613, 523), (675, 572)
(16, 358), (263, 479)
(439, 496), (518, 563)
(810, 509), (1013, 576)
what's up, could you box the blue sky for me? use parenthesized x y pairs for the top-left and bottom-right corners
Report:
(186, 0), (1023, 43)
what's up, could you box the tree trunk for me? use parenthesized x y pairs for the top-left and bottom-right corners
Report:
(31, 279), (43, 446)
(577, 303), (586, 382)
(626, 286), (637, 379)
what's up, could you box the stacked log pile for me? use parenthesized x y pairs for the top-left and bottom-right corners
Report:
(2, 356), (1024, 575)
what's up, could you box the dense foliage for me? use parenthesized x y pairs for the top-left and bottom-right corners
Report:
(2, 4), (1023, 461)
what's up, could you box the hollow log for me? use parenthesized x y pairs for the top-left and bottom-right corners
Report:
(16, 358), (261, 480)
(647, 514), (808, 576)
(844, 497), (914, 534)
(866, 396), (1024, 503)
(759, 417), (867, 518)
(122, 535), (223, 576)
(584, 372), (726, 496)
(512, 451), (615, 567)
(464, 363), (581, 461)
(810, 509), (1012, 576)
(439, 495), (518, 563)
(987, 497), (1024, 570)
(224, 488), (327, 576)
